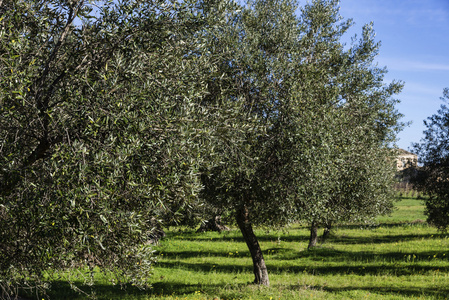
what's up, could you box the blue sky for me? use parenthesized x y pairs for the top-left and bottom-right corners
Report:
(336, 0), (449, 151)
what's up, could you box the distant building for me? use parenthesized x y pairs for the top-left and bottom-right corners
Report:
(396, 149), (418, 171)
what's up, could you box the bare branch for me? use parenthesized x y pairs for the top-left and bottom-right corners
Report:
(36, 0), (85, 104)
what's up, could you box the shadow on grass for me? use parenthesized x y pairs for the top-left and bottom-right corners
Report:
(157, 244), (449, 263)
(149, 280), (253, 297)
(162, 223), (445, 246)
(157, 260), (253, 274)
(332, 222), (429, 229)
(157, 259), (449, 276)
(158, 246), (296, 259)
(319, 285), (449, 299)
(327, 232), (448, 245)
(42, 280), (248, 299)
(41, 279), (449, 299)
(155, 246), (449, 277)
(166, 230), (311, 243)
(286, 284), (449, 299)
(38, 281), (154, 300)
(157, 249), (236, 259)
(281, 247), (449, 262)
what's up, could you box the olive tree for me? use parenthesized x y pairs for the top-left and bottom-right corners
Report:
(412, 88), (449, 231)
(289, 0), (402, 249)
(200, 0), (403, 286)
(0, 0), (221, 296)
(199, 0), (302, 286)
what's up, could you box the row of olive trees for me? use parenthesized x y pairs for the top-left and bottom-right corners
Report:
(0, 0), (403, 296)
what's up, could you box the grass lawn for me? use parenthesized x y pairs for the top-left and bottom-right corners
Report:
(376, 196), (426, 223)
(42, 197), (449, 299)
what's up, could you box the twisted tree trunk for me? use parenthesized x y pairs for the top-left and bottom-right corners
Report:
(236, 206), (270, 286)
(308, 221), (318, 249)
(196, 216), (230, 233)
(322, 222), (332, 242)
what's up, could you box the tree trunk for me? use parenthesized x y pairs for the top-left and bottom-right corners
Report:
(322, 222), (332, 242)
(308, 221), (318, 249)
(196, 215), (230, 233)
(236, 206), (270, 286)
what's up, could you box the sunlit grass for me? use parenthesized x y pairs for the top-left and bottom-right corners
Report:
(377, 196), (426, 223)
(40, 196), (449, 299)
(146, 223), (448, 299)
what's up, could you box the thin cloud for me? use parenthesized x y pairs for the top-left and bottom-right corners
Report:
(340, 0), (449, 26)
(380, 58), (449, 72)
(403, 83), (443, 97)
(409, 62), (449, 71)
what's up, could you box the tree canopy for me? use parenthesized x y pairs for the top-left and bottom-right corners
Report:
(199, 0), (403, 285)
(292, 2), (402, 247)
(0, 0), (403, 295)
(0, 0), (225, 294)
(412, 88), (449, 231)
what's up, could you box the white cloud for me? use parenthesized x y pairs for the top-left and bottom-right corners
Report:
(379, 58), (449, 72)
(403, 84), (443, 97)
(408, 62), (449, 71)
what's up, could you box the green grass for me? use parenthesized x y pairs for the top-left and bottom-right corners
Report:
(377, 196), (426, 223)
(38, 197), (449, 299)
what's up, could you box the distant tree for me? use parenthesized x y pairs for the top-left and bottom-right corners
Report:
(291, 0), (402, 249)
(412, 88), (449, 231)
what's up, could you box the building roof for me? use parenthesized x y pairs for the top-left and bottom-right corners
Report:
(397, 148), (417, 156)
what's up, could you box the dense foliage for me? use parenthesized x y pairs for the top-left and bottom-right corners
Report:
(200, 0), (402, 284)
(0, 0), (224, 295)
(293, 1), (402, 247)
(413, 88), (449, 231)
(0, 0), (403, 296)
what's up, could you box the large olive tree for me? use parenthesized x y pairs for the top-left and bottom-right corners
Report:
(199, 0), (302, 286)
(200, 0), (403, 286)
(0, 0), (221, 296)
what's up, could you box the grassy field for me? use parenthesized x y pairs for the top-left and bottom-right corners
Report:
(43, 196), (449, 299)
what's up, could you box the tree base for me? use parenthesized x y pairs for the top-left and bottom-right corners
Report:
(196, 216), (230, 233)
